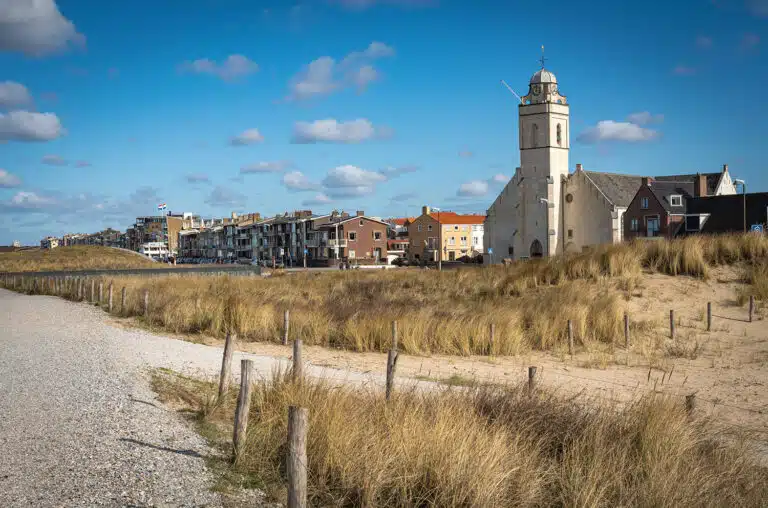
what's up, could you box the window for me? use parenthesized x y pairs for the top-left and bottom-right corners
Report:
(568, 229), (573, 239)
(670, 195), (683, 207)
(348, 249), (356, 259)
(557, 124), (562, 146)
(374, 231), (382, 241)
(360, 220), (364, 226)
(646, 216), (660, 237)
(686, 215), (700, 232)
(449, 237), (455, 245)
(454, 225), (459, 231)
(508, 246), (514, 256)
(630, 218), (638, 231)
(428, 225), (432, 232)
(473, 236), (479, 245)
(417, 225), (422, 232)
(641, 197), (649, 209)
(348, 231), (357, 241)
(460, 236), (467, 245)
(531, 123), (539, 148)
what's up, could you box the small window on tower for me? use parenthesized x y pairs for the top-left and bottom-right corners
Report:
(531, 124), (539, 148)
(557, 124), (562, 146)
(568, 229), (573, 239)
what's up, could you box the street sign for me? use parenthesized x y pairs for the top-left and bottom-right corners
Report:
(303, 248), (308, 255)
(750, 224), (763, 233)
(488, 247), (493, 254)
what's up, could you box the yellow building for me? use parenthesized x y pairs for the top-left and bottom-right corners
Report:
(409, 206), (485, 263)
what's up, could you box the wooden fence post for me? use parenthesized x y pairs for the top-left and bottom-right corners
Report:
(232, 359), (254, 463)
(670, 310), (675, 340)
(707, 302), (712, 332)
(624, 312), (630, 348)
(98, 282), (103, 304)
(488, 323), (495, 356)
(528, 366), (537, 394)
(567, 320), (574, 356)
(386, 321), (399, 401)
(287, 406), (308, 508)
(108, 283), (113, 313)
(90, 280), (95, 303)
(143, 289), (149, 318)
(219, 332), (236, 398)
(283, 309), (290, 346)
(121, 287), (126, 312)
(749, 295), (754, 323)
(292, 339), (303, 381)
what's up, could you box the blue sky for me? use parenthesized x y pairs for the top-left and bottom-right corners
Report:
(0, 0), (766, 244)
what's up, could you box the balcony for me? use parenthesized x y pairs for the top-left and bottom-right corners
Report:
(328, 238), (347, 248)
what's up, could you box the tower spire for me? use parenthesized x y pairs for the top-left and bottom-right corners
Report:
(539, 45), (547, 69)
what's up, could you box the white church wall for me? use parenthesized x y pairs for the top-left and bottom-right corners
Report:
(562, 172), (617, 252)
(485, 171), (522, 261)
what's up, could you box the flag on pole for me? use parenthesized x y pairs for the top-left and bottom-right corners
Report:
(157, 203), (167, 211)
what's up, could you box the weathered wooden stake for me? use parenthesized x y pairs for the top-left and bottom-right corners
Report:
(749, 295), (754, 323)
(143, 289), (149, 318)
(624, 312), (630, 348)
(670, 310), (675, 340)
(121, 287), (126, 312)
(567, 320), (574, 356)
(98, 282), (103, 304)
(232, 359), (254, 462)
(292, 339), (303, 381)
(685, 394), (696, 414)
(218, 332), (236, 398)
(707, 302), (712, 331)
(287, 406), (308, 508)
(386, 321), (399, 401)
(528, 366), (537, 393)
(108, 283), (113, 313)
(283, 309), (290, 346)
(489, 323), (495, 356)
(90, 280), (95, 303)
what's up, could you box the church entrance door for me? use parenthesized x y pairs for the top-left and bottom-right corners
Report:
(530, 239), (543, 258)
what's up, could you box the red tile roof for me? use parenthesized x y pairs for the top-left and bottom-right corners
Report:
(432, 212), (485, 225)
(390, 217), (415, 226)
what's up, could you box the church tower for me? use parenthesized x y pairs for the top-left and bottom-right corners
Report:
(517, 56), (569, 257)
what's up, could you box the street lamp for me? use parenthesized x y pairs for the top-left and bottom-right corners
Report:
(734, 179), (747, 233)
(539, 198), (551, 257)
(432, 206), (442, 271)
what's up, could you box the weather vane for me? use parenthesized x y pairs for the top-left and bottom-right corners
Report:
(539, 45), (547, 69)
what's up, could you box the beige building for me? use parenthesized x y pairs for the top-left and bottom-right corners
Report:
(409, 206), (485, 263)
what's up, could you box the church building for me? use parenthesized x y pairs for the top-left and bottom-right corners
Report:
(484, 62), (736, 260)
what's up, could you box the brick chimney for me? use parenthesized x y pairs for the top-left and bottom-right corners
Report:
(422, 205), (431, 216)
(694, 173), (708, 197)
(722, 164), (728, 173)
(356, 210), (365, 217)
(575, 163), (583, 172)
(641, 177), (651, 186)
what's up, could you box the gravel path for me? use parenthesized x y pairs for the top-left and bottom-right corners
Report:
(0, 289), (433, 507)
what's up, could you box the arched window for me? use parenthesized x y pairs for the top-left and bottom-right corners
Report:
(530, 239), (543, 258)
(556, 124), (562, 146)
(531, 124), (539, 148)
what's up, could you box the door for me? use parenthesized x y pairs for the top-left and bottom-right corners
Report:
(646, 216), (660, 237)
(530, 239), (543, 258)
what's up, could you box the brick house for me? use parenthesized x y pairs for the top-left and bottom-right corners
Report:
(623, 177), (695, 239)
(317, 211), (388, 264)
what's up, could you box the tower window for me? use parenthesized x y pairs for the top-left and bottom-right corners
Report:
(557, 124), (562, 146)
(531, 124), (539, 148)
(568, 229), (573, 239)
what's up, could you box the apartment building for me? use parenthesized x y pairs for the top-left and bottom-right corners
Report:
(318, 211), (388, 264)
(41, 236), (59, 249)
(409, 206), (485, 263)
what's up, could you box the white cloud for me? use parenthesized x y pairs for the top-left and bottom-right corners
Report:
(292, 118), (386, 143)
(240, 161), (292, 174)
(0, 0), (85, 56)
(323, 164), (387, 188)
(230, 128), (264, 146)
(282, 171), (321, 191)
(302, 193), (333, 206)
(0, 169), (21, 188)
(178, 54), (259, 81)
(0, 111), (64, 142)
(673, 65), (696, 76)
(578, 120), (659, 144)
(695, 35), (713, 48)
(457, 180), (489, 197)
(286, 42), (394, 101)
(41, 154), (68, 166)
(186, 173), (210, 184)
(0, 81), (33, 109)
(626, 112), (664, 125)
(0, 191), (57, 210)
(491, 174), (510, 184)
(205, 186), (247, 208)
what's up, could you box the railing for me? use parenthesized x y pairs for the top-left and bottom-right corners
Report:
(328, 239), (347, 248)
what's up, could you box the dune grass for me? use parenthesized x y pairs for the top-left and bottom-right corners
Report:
(4, 234), (767, 356)
(0, 245), (157, 272)
(153, 369), (768, 507)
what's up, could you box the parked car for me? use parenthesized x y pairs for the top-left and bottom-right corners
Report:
(392, 257), (410, 267)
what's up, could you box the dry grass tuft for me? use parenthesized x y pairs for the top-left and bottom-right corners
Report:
(153, 369), (768, 507)
(0, 245), (157, 272)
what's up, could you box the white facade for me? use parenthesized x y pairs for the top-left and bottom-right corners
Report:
(139, 242), (169, 260)
(470, 224), (484, 254)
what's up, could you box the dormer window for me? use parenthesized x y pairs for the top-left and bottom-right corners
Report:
(670, 195), (683, 207)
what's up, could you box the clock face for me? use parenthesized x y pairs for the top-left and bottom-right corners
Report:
(532, 84), (542, 94)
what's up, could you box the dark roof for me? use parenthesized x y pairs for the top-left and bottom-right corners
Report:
(648, 180), (695, 213)
(654, 172), (721, 196)
(582, 171), (643, 208)
(687, 192), (768, 234)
